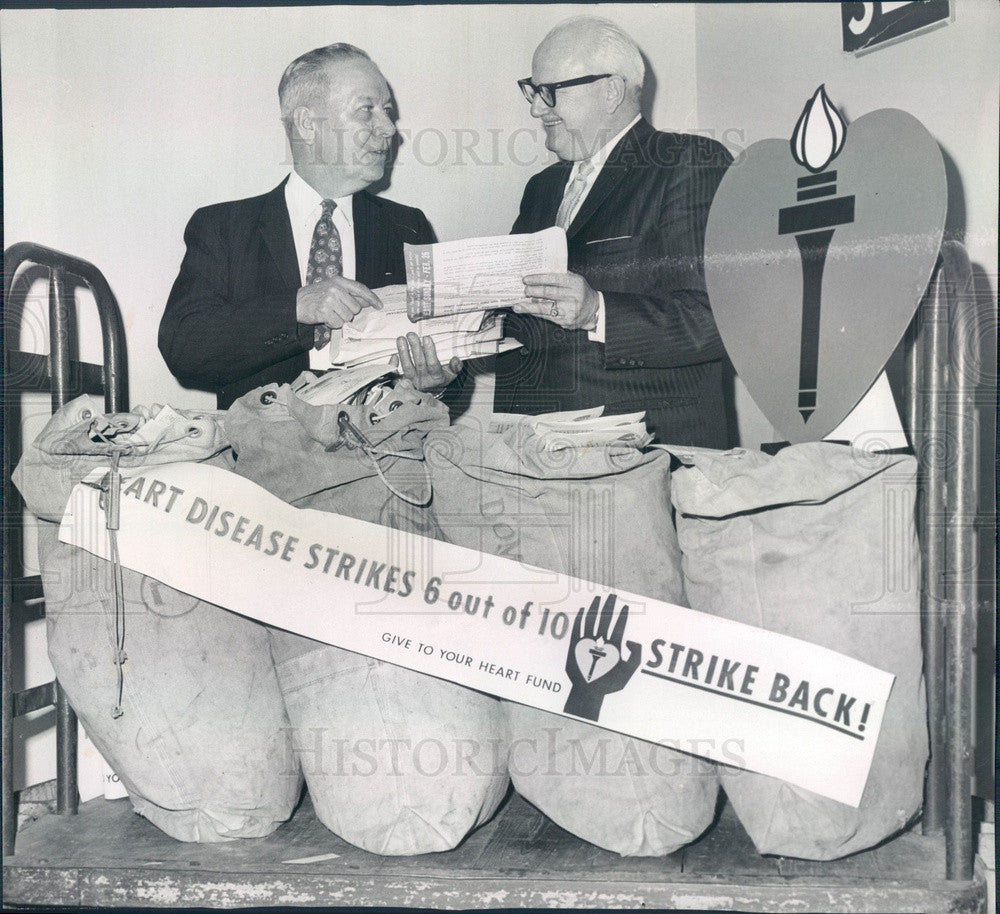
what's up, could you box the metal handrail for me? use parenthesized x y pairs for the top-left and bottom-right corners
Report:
(940, 241), (979, 881)
(906, 239), (983, 881)
(3, 242), (128, 412)
(914, 250), (949, 835)
(2, 242), (129, 856)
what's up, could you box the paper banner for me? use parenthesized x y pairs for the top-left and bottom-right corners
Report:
(60, 461), (895, 806)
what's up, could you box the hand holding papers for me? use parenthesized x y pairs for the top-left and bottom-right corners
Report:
(395, 332), (462, 394)
(333, 285), (521, 370)
(517, 270), (601, 331)
(316, 228), (569, 392)
(404, 226), (568, 320)
(296, 274), (383, 330)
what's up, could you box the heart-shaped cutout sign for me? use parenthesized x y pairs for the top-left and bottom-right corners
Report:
(574, 637), (620, 682)
(705, 107), (946, 443)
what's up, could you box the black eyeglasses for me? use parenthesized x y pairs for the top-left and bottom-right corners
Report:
(517, 73), (612, 108)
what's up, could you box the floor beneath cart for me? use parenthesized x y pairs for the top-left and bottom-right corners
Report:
(3, 790), (988, 912)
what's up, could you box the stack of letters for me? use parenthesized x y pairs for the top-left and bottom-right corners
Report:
(333, 285), (521, 369)
(490, 407), (653, 451)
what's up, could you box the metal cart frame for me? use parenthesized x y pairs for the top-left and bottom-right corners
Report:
(2, 242), (128, 856)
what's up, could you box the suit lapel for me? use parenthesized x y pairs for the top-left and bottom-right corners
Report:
(259, 178), (300, 289)
(353, 191), (379, 287)
(517, 161), (571, 233)
(567, 119), (653, 241)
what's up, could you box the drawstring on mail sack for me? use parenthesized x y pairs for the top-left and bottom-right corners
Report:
(337, 411), (432, 507)
(88, 441), (130, 718)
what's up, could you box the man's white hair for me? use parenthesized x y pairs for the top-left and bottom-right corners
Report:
(545, 16), (645, 98)
(278, 43), (372, 132)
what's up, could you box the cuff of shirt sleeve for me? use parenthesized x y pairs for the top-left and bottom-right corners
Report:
(587, 292), (606, 343)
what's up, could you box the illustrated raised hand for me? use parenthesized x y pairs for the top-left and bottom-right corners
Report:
(563, 594), (642, 721)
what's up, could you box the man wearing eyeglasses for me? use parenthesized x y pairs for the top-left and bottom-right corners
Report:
(401, 16), (733, 447)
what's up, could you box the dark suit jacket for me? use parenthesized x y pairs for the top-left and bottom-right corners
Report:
(159, 178), (435, 408)
(493, 119), (733, 448)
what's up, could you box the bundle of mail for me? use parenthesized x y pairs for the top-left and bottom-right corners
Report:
(490, 407), (653, 451)
(333, 285), (521, 370)
(308, 227), (571, 407)
(294, 362), (400, 406)
(404, 226), (567, 320)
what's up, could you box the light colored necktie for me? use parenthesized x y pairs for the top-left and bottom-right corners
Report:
(555, 160), (595, 230)
(306, 200), (343, 351)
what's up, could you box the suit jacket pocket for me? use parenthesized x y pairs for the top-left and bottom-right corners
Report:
(575, 234), (653, 293)
(578, 234), (643, 256)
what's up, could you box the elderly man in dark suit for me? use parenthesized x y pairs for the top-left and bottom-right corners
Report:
(401, 17), (733, 447)
(160, 43), (435, 408)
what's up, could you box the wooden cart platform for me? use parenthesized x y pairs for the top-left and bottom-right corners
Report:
(3, 792), (987, 912)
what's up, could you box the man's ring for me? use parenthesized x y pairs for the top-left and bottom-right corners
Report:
(550, 304), (560, 318)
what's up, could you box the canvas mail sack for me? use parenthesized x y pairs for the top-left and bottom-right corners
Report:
(12, 395), (299, 842)
(668, 442), (927, 859)
(224, 378), (510, 856)
(425, 421), (719, 856)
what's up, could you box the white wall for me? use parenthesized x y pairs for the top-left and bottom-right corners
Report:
(1, 2), (698, 412)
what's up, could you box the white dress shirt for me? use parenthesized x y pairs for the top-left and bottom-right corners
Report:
(285, 169), (356, 369)
(558, 115), (641, 343)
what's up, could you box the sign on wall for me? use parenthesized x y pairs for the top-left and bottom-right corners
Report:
(704, 86), (946, 443)
(842, 1), (953, 54)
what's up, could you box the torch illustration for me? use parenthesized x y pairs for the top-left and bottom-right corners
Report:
(779, 86), (855, 422)
(586, 642), (608, 681)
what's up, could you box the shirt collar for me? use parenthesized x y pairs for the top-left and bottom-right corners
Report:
(573, 114), (642, 177)
(287, 169), (354, 227)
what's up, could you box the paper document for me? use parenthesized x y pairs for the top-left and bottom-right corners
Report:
(293, 363), (399, 406)
(331, 285), (521, 369)
(405, 226), (567, 320)
(491, 407), (653, 451)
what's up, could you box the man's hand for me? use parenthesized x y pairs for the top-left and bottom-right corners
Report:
(296, 276), (383, 332)
(395, 333), (461, 394)
(516, 271), (599, 330)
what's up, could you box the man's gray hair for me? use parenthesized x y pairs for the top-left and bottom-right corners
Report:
(547, 16), (645, 98)
(278, 43), (371, 129)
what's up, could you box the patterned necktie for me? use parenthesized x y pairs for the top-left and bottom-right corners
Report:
(306, 199), (343, 283)
(555, 159), (595, 230)
(306, 199), (343, 351)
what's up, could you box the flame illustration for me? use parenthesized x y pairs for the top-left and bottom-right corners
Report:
(790, 85), (847, 173)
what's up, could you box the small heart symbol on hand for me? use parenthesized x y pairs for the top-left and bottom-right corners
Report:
(574, 637), (620, 682)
